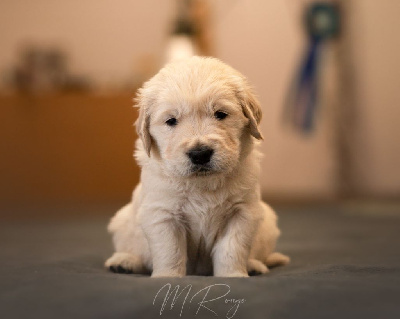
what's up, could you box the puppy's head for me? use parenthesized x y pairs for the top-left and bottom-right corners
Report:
(135, 57), (262, 178)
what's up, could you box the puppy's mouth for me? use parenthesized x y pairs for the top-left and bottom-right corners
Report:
(190, 164), (216, 176)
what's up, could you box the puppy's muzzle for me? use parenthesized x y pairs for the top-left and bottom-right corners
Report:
(187, 146), (214, 165)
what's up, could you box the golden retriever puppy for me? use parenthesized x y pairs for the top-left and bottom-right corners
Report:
(105, 56), (289, 277)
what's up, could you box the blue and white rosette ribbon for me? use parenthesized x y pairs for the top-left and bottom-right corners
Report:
(285, 2), (340, 133)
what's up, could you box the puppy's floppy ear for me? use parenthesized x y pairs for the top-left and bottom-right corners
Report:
(236, 80), (263, 140)
(134, 89), (152, 157)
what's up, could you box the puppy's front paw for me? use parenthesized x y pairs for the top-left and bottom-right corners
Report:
(151, 267), (186, 278)
(214, 271), (249, 278)
(151, 270), (185, 278)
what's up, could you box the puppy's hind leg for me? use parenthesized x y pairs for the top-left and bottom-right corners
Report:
(105, 252), (148, 274)
(265, 252), (290, 268)
(247, 259), (269, 275)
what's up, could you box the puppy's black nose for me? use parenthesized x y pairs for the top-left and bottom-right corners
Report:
(187, 146), (214, 165)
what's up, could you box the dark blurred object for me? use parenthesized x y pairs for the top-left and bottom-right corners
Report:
(173, 16), (197, 37)
(7, 44), (90, 93)
(165, 0), (213, 62)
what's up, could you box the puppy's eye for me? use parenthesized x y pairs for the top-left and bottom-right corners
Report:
(214, 111), (228, 120)
(165, 118), (178, 126)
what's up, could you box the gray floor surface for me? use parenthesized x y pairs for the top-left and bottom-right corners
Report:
(1, 204), (400, 319)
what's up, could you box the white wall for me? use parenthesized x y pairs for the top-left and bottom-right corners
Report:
(0, 0), (175, 87)
(1, 0), (399, 199)
(349, 0), (400, 196)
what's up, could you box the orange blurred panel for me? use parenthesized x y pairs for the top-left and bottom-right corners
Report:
(0, 92), (140, 205)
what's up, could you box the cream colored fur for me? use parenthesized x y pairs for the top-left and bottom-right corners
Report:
(105, 57), (289, 277)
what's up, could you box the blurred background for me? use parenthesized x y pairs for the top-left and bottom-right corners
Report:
(1, 0), (399, 219)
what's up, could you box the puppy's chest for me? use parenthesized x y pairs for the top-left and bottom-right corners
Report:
(179, 193), (235, 247)
(182, 192), (231, 217)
